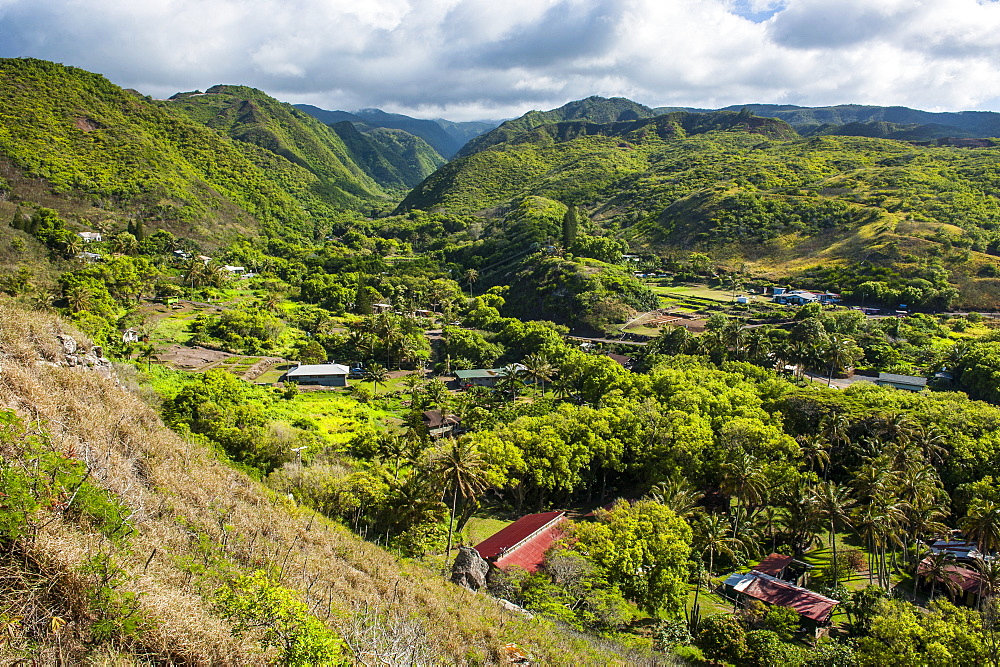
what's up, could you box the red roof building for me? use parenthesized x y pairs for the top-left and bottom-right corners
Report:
(754, 553), (794, 577)
(724, 570), (839, 624)
(917, 557), (982, 604)
(474, 511), (567, 573)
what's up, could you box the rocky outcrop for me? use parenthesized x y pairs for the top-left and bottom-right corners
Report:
(56, 334), (112, 378)
(451, 546), (489, 591)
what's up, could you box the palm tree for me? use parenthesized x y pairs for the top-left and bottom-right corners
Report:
(62, 234), (82, 259)
(975, 556), (1000, 610)
(922, 550), (961, 601)
(783, 481), (823, 556)
(824, 334), (861, 386)
(720, 452), (765, 538)
(521, 353), (556, 396)
(797, 433), (831, 475)
(364, 363), (390, 397)
(401, 373), (424, 404)
(695, 513), (745, 577)
(496, 364), (525, 402)
(464, 268), (479, 298)
(63, 282), (92, 313)
(813, 482), (856, 583)
(432, 437), (489, 556)
(378, 434), (408, 480)
(136, 344), (159, 371)
(647, 477), (704, 521)
(962, 500), (1000, 556)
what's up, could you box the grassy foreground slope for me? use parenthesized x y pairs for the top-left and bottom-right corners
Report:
(0, 300), (632, 664)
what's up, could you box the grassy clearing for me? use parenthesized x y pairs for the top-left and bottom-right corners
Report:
(274, 390), (401, 446)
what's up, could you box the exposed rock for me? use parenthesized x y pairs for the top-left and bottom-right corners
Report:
(451, 546), (489, 591)
(57, 334), (77, 355)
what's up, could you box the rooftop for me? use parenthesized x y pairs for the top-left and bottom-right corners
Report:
(754, 553), (794, 577)
(877, 372), (928, 387)
(918, 557), (982, 594)
(474, 511), (566, 573)
(285, 363), (350, 377)
(727, 571), (838, 623)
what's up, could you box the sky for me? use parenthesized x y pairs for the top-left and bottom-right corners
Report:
(3, 0), (1000, 121)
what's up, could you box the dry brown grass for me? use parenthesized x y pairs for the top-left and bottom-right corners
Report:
(0, 298), (636, 665)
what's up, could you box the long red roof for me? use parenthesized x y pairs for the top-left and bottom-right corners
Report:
(738, 571), (839, 623)
(474, 511), (566, 573)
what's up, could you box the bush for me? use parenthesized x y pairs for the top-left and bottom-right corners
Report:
(698, 614), (747, 663)
(214, 570), (345, 665)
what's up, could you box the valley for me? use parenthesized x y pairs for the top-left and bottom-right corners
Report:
(6, 57), (1000, 664)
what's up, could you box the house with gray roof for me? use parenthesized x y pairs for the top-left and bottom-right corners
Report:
(284, 363), (350, 387)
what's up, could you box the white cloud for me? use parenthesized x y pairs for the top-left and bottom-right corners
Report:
(2, 0), (1000, 120)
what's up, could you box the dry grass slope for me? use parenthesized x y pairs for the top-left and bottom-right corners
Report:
(0, 298), (640, 665)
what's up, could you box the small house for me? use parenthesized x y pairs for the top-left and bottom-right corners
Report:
(604, 353), (634, 371)
(875, 372), (927, 392)
(454, 364), (526, 389)
(422, 410), (460, 438)
(372, 303), (393, 314)
(474, 511), (567, 573)
(723, 570), (839, 632)
(122, 329), (140, 344)
(916, 558), (982, 606)
(77, 231), (102, 242)
(283, 363), (350, 387)
(222, 265), (245, 274)
(753, 553), (814, 587)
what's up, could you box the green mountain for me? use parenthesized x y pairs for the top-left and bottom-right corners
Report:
(653, 104), (1000, 142)
(0, 59), (384, 243)
(163, 86), (391, 201)
(455, 96), (657, 158)
(434, 118), (504, 147)
(401, 110), (797, 214)
(326, 121), (445, 190)
(293, 104), (498, 158)
(399, 102), (1000, 308)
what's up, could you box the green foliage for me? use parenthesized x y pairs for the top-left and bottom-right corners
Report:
(698, 614), (748, 663)
(163, 370), (297, 470)
(570, 499), (692, 617)
(854, 598), (988, 665)
(80, 554), (154, 647)
(0, 409), (133, 544)
(214, 570), (345, 665)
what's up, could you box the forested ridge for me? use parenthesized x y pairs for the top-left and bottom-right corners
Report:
(8, 57), (1000, 664)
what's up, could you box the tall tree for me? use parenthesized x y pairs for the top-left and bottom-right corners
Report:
(364, 362), (389, 397)
(562, 205), (579, 249)
(432, 437), (488, 557)
(813, 482), (856, 584)
(962, 500), (1000, 556)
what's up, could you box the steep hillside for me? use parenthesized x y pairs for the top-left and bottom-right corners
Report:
(399, 105), (1000, 308)
(400, 110), (797, 214)
(711, 104), (1000, 141)
(0, 59), (364, 243)
(456, 96), (657, 158)
(0, 300), (635, 663)
(805, 120), (983, 141)
(162, 86), (391, 202)
(294, 104), (498, 159)
(327, 121), (446, 190)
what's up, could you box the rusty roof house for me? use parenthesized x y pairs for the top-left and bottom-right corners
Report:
(473, 511), (567, 573)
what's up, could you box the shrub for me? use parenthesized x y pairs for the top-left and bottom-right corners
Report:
(214, 570), (345, 665)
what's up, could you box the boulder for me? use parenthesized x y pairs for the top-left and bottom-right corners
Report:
(451, 546), (489, 591)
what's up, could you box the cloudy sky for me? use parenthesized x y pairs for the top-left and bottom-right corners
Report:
(2, 0), (1000, 121)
